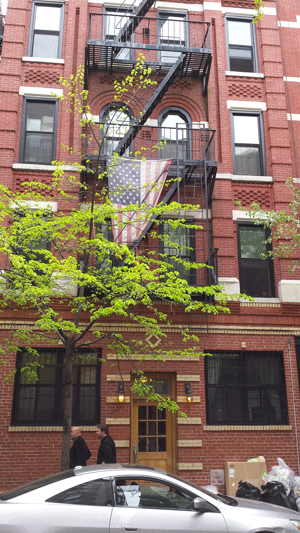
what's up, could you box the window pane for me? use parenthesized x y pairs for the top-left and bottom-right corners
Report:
(105, 11), (131, 60)
(24, 133), (54, 164)
(239, 264), (273, 297)
(234, 115), (259, 144)
(228, 20), (252, 46)
(114, 479), (194, 510)
(148, 437), (156, 451)
(152, 379), (170, 394)
(47, 480), (113, 506)
(26, 102), (54, 132)
(32, 34), (59, 59)
(148, 406), (156, 419)
(35, 6), (61, 31)
(138, 405), (147, 419)
(160, 15), (185, 42)
(17, 387), (36, 421)
(160, 14), (185, 63)
(235, 146), (260, 176)
(158, 437), (166, 451)
(102, 107), (131, 155)
(35, 386), (56, 421)
(229, 48), (253, 72)
(160, 112), (188, 159)
(78, 385), (96, 422)
(138, 437), (147, 452)
(239, 226), (266, 259)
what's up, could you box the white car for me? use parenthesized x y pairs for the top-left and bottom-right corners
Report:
(0, 464), (300, 533)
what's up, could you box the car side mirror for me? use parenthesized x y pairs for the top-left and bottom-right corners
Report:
(193, 497), (211, 513)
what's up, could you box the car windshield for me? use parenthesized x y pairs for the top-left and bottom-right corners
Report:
(167, 473), (236, 505)
(0, 470), (75, 500)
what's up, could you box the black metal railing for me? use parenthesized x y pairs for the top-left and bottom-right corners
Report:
(135, 242), (218, 287)
(88, 13), (211, 51)
(87, 13), (212, 87)
(84, 123), (216, 167)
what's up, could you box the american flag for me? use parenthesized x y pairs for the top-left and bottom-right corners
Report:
(108, 158), (172, 244)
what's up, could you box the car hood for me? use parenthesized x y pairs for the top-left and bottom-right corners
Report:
(231, 497), (300, 518)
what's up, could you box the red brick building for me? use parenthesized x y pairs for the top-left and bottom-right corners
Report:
(0, 0), (300, 493)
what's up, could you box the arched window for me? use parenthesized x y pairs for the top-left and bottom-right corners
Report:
(159, 108), (191, 160)
(100, 104), (133, 156)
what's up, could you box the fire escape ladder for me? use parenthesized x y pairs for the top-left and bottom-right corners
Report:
(114, 0), (156, 44)
(115, 53), (188, 156)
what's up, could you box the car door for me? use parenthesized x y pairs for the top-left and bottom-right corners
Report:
(110, 476), (228, 533)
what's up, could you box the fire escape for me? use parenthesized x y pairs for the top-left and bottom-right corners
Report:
(84, 0), (218, 286)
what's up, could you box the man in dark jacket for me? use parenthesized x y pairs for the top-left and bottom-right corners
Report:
(69, 426), (91, 469)
(96, 423), (116, 464)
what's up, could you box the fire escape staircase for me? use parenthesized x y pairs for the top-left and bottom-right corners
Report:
(85, 0), (218, 277)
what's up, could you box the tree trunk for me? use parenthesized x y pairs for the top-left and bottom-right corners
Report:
(60, 336), (75, 471)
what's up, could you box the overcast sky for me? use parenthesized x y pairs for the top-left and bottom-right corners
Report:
(2, 0), (7, 15)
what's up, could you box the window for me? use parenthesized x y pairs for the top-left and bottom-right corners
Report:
(100, 104), (132, 156)
(114, 477), (195, 509)
(237, 223), (275, 297)
(226, 17), (257, 73)
(231, 112), (265, 175)
(104, 8), (133, 61)
(13, 210), (51, 264)
(12, 349), (101, 426)
(28, 2), (64, 59)
(160, 221), (196, 285)
(158, 12), (187, 64)
(19, 99), (58, 165)
(47, 479), (113, 506)
(159, 109), (190, 161)
(205, 351), (288, 425)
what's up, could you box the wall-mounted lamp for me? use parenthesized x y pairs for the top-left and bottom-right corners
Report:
(118, 381), (125, 403)
(185, 381), (193, 402)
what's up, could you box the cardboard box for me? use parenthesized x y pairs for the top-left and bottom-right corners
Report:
(225, 461), (267, 497)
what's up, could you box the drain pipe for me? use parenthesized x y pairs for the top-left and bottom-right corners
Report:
(288, 338), (300, 475)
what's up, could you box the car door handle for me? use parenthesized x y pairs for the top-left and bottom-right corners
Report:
(122, 526), (140, 531)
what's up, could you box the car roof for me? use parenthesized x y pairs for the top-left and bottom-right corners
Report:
(74, 463), (168, 476)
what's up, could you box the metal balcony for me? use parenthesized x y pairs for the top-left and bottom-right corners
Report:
(86, 13), (212, 94)
(134, 241), (219, 288)
(82, 122), (217, 204)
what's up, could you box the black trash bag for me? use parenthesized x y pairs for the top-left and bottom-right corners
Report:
(235, 481), (261, 500)
(260, 481), (291, 508)
(287, 491), (299, 512)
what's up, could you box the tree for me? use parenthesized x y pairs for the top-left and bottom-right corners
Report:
(253, 0), (264, 23)
(244, 178), (300, 271)
(0, 62), (237, 471)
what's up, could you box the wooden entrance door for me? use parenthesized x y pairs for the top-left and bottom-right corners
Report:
(130, 374), (176, 473)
